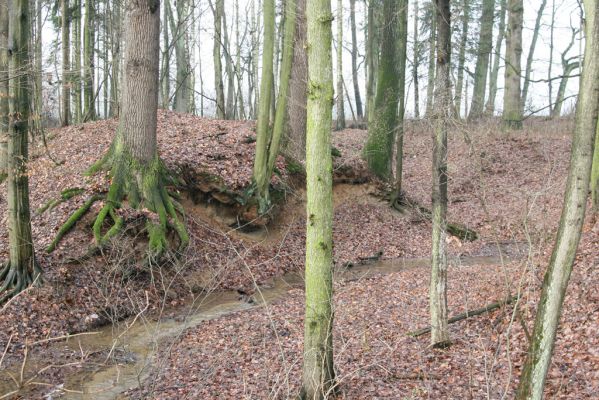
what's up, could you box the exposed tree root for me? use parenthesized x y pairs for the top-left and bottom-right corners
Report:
(0, 260), (42, 304)
(408, 295), (519, 337)
(47, 194), (104, 253)
(392, 197), (478, 242)
(37, 187), (86, 214)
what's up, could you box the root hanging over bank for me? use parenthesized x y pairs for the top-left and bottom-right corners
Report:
(50, 141), (189, 259)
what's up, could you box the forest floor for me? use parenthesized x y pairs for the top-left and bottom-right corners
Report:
(0, 112), (597, 399)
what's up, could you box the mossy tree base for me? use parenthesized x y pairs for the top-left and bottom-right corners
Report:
(0, 260), (42, 303)
(51, 141), (189, 260)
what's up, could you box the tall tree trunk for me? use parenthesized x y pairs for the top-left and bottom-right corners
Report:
(592, 123), (599, 213)
(468, 0), (494, 120)
(198, 8), (204, 116)
(81, 0), (187, 256)
(425, 4), (436, 118)
(551, 27), (579, 118)
(485, 0), (507, 114)
(1, 0), (42, 302)
(300, 0), (335, 394)
(235, 0), (245, 119)
(171, 0), (191, 113)
(430, 0), (451, 348)
(213, 0), (226, 119)
(365, 0), (379, 120)
(454, 0), (469, 118)
(223, 5), (236, 118)
(335, 0), (345, 130)
(282, 0), (307, 163)
(252, 0), (275, 209)
(109, 0), (121, 117)
(502, 0), (523, 129)
(83, 0), (96, 121)
(393, 0), (408, 198)
(547, 0), (555, 112)
(362, 0), (400, 181)
(0, 0), (7, 182)
(515, 1), (599, 397)
(161, 0), (170, 108)
(61, 0), (71, 126)
(349, 0), (362, 119)
(72, 0), (82, 122)
(33, 0), (43, 128)
(413, 0), (420, 119)
(520, 0), (547, 113)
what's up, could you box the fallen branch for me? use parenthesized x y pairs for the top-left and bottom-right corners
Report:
(408, 295), (519, 337)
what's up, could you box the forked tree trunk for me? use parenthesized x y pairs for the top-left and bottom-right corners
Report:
(502, 0), (523, 129)
(468, 0), (493, 120)
(430, 0), (451, 348)
(252, 0), (275, 209)
(515, 1), (599, 397)
(1, 0), (42, 303)
(363, 0), (401, 181)
(300, 0), (335, 395)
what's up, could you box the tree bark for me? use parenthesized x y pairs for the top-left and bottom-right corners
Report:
(213, 0), (226, 119)
(515, 1), (599, 397)
(363, 0), (401, 181)
(425, 2), (436, 118)
(502, 0), (523, 129)
(393, 0), (408, 198)
(0, 0), (7, 181)
(520, 0), (547, 113)
(252, 0), (275, 209)
(1, 0), (42, 302)
(300, 0), (335, 395)
(61, 0), (71, 126)
(349, 0), (362, 120)
(413, 0), (420, 119)
(170, 0), (191, 113)
(485, 0), (507, 114)
(430, 0), (451, 348)
(335, 0), (345, 130)
(161, 0), (170, 109)
(83, 0), (96, 121)
(468, 0), (494, 120)
(454, 0), (469, 118)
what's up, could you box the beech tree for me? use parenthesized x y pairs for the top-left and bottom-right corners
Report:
(486, 0), (507, 114)
(520, 0), (547, 113)
(300, 0), (336, 396)
(0, 0), (42, 302)
(503, 0), (523, 129)
(516, 0), (599, 396)
(349, 0), (362, 120)
(51, 0), (188, 257)
(61, 0), (71, 126)
(83, 0), (96, 121)
(429, 0), (451, 348)
(468, 0), (494, 120)
(335, 0), (345, 130)
(453, 0), (469, 117)
(362, 0), (401, 181)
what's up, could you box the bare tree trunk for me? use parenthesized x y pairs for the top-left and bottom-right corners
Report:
(393, 0), (408, 198)
(551, 27), (579, 118)
(335, 0), (345, 130)
(223, 5), (236, 118)
(170, 0), (191, 113)
(299, 0), (335, 394)
(413, 0), (420, 118)
(547, 0), (555, 112)
(486, 0), (507, 114)
(109, 0), (121, 117)
(516, 2), (599, 397)
(161, 0), (170, 109)
(365, 0), (379, 120)
(520, 0), (547, 113)
(0, 0), (7, 182)
(61, 0), (71, 126)
(430, 0), (451, 348)
(213, 0), (226, 119)
(425, 3), (436, 118)
(454, 0), (469, 118)
(468, 0), (494, 120)
(1, 0), (42, 302)
(349, 0), (362, 119)
(83, 0), (96, 121)
(502, 0), (523, 129)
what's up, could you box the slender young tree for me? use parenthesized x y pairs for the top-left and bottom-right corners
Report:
(0, 0), (6, 182)
(213, 0), (226, 119)
(486, 0), (507, 114)
(502, 0), (523, 129)
(454, 0), (469, 117)
(222, 2), (236, 118)
(520, 0), (548, 113)
(425, 1), (436, 117)
(515, 1), (599, 397)
(362, 0), (401, 180)
(0, 0), (42, 302)
(72, 0), (83, 122)
(83, 0), (96, 121)
(413, 0), (420, 118)
(429, 0), (451, 348)
(468, 0), (494, 120)
(335, 0), (345, 130)
(161, 0), (170, 108)
(169, 0), (191, 113)
(252, 0), (275, 210)
(53, 0), (188, 257)
(61, 0), (71, 126)
(393, 0), (408, 199)
(300, 0), (335, 395)
(551, 27), (579, 118)
(365, 0), (379, 118)
(349, 0), (362, 119)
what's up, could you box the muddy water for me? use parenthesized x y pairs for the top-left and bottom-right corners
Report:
(0, 252), (520, 399)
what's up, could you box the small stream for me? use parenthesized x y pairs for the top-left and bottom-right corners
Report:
(1, 249), (523, 399)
